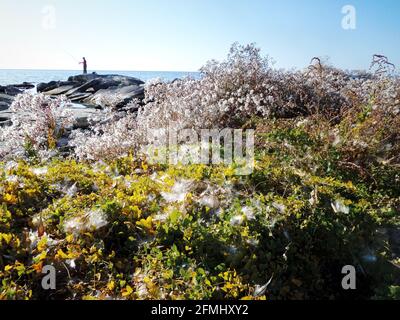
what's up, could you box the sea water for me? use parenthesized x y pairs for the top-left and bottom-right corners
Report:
(0, 69), (200, 86)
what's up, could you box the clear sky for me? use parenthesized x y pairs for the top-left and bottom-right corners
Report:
(0, 0), (399, 71)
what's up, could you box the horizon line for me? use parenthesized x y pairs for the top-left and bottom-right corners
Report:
(0, 68), (201, 73)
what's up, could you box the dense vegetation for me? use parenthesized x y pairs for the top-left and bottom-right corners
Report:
(0, 44), (399, 300)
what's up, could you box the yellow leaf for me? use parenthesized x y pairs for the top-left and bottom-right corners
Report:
(136, 216), (153, 230)
(0, 233), (12, 244)
(130, 206), (142, 219)
(35, 251), (47, 262)
(66, 234), (74, 243)
(143, 276), (151, 284)
(225, 282), (234, 290)
(55, 249), (69, 260)
(163, 270), (173, 280)
(122, 285), (133, 297)
(37, 236), (48, 252)
(4, 265), (13, 272)
(3, 193), (17, 205)
(107, 281), (115, 291)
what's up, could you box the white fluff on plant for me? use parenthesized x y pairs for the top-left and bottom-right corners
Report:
(161, 179), (193, 203)
(0, 93), (74, 160)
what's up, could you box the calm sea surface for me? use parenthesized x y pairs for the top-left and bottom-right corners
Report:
(0, 69), (200, 86)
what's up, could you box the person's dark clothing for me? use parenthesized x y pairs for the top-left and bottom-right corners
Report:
(80, 58), (88, 74)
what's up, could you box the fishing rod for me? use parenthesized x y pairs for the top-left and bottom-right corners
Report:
(63, 50), (79, 63)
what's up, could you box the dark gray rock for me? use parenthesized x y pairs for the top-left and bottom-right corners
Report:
(68, 92), (93, 102)
(37, 81), (78, 93)
(0, 93), (14, 104)
(0, 101), (10, 111)
(66, 104), (101, 129)
(0, 110), (13, 127)
(68, 73), (102, 84)
(68, 73), (144, 87)
(84, 84), (144, 109)
(10, 82), (35, 90)
(0, 85), (22, 96)
(0, 85), (27, 110)
(37, 81), (58, 93)
(63, 79), (115, 98)
(65, 79), (104, 96)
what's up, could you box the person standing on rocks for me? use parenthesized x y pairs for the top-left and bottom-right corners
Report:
(80, 57), (88, 74)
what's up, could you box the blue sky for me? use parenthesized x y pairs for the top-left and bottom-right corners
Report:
(0, 0), (399, 71)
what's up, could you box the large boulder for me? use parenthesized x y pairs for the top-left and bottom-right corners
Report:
(84, 85), (144, 109)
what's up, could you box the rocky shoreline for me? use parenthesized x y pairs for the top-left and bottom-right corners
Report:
(38, 73), (145, 108)
(0, 73), (146, 128)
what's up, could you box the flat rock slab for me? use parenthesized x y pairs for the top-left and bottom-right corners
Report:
(68, 92), (93, 102)
(44, 85), (76, 96)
